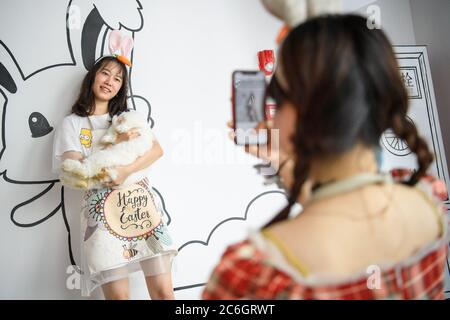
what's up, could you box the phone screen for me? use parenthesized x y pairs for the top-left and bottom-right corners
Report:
(233, 71), (267, 145)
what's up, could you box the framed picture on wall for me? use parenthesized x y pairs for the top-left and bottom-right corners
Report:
(380, 46), (450, 211)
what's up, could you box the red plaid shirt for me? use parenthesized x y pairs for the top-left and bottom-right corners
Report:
(203, 172), (449, 300)
(202, 238), (448, 300)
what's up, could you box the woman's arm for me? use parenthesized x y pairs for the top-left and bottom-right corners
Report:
(127, 139), (164, 173)
(61, 151), (84, 161)
(110, 139), (164, 186)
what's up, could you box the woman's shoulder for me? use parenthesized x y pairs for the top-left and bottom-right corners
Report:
(61, 113), (82, 124)
(59, 113), (89, 129)
(265, 170), (447, 275)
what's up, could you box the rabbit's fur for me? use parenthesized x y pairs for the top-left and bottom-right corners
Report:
(60, 110), (154, 190)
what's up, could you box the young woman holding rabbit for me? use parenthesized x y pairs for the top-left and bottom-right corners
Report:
(53, 40), (177, 300)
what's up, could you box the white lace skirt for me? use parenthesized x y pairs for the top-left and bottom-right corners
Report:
(78, 178), (177, 296)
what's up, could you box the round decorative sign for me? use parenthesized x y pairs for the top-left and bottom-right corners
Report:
(102, 182), (161, 242)
(381, 116), (415, 157)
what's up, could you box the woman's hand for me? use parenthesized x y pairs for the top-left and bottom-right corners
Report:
(62, 151), (84, 161)
(103, 130), (140, 149)
(116, 129), (140, 144)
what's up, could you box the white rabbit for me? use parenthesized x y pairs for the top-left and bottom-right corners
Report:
(60, 110), (154, 190)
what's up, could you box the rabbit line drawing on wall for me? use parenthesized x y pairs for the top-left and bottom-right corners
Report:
(0, 0), (294, 297)
(0, 0), (168, 273)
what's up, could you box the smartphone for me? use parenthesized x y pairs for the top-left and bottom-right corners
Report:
(232, 70), (268, 145)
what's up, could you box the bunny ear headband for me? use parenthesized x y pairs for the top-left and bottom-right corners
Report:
(260, 0), (342, 44)
(94, 30), (134, 67)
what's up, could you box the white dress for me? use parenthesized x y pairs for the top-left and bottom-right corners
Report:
(53, 113), (178, 297)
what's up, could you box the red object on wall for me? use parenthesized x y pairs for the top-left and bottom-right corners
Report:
(265, 103), (277, 121)
(258, 50), (275, 76)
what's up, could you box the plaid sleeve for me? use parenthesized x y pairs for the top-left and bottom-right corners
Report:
(202, 240), (304, 300)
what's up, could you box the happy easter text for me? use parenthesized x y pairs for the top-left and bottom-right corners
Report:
(116, 189), (151, 226)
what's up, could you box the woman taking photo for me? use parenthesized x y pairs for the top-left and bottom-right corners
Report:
(203, 14), (448, 300)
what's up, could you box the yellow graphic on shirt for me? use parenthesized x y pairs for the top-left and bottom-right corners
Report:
(79, 128), (92, 148)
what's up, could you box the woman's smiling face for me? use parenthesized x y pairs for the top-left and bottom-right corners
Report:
(92, 60), (124, 102)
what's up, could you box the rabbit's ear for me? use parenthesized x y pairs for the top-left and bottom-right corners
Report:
(120, 36), (134, 58)
(109, 30), (122, 55)
(0, 42), (21, 95)
(81, 7), (106, 70)
(0, 62), (17, 94)
(67, 1), (107, 70)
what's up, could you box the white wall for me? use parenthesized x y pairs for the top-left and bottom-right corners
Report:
(355, 0), (416, 44)
(0, 0), (448, 300)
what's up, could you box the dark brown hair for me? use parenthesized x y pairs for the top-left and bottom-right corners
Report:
(265, 14), (434, 227)
(71, 56), (129, 117)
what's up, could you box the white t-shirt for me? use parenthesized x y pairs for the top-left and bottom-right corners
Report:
(52, 113), (111, 173)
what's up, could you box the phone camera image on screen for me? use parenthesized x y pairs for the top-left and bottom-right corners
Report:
(233, 71), (267, 145)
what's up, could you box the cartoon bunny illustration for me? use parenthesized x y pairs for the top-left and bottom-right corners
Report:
(0, 1), (297, 298)
(0, 0), (165, 271)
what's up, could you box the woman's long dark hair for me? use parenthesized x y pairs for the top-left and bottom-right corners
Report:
(71, 56), (129, 117)
(265, 14), (434, 228)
